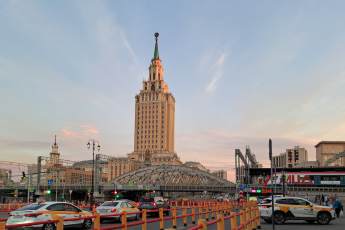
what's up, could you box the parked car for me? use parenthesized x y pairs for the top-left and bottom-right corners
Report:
(138, 196), (170, 216)
(259, 196), (336, 225)
(96, 199), (140, 222)
(6, 201), (93, 230)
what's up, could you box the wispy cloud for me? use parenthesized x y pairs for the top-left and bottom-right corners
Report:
(61, 125), (99, 139)
(205, 53), (227, 93)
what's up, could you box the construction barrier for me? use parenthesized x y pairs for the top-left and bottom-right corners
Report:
(0, 200), (260, 230)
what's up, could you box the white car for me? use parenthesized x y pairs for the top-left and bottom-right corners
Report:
(6, 201), (93, 230)
(96, 200), (140, 222)
(259, 196), (336, 225)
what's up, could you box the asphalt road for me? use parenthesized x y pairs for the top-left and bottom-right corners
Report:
(2, 210), (345, 230)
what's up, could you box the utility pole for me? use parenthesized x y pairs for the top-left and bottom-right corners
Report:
(269, 139), (275, 230)
(282, 169), (286, 197)
(55, 171), (59, 201)
(36, 156), (42, 194)
(27, 173), (31, 203)
(87, 140), (101, 208)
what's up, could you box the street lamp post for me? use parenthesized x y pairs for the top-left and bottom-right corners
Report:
(87, 140), (101, 208)
(269, 139), (275, 230)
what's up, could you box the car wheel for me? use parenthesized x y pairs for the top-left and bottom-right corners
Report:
(317, 212), (331, 225)
(305, 220), (315, 224)
(273, 211), (286, 224)
(82, 219), (93, 229)
(263, 218), (272, 224)
(42, 223), (56, 230)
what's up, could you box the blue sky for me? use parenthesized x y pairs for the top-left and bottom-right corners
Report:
(1, 0), (345, 179)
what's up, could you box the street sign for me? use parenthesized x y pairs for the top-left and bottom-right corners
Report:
(47, 179), (53, 186)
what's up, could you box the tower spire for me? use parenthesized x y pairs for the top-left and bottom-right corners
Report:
(153, 32), (159, 60)
(54, 135), (57, 146)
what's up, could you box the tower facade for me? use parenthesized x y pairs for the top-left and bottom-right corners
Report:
(49, 135), (60, 165)
(129, 33), (180, 165)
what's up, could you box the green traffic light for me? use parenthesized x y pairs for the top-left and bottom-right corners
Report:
(256, 189), (262, 193)
(46, 190), (51, 194)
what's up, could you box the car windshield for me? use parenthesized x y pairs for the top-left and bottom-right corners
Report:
(260, 198), (271, 204)
(140, 197), (154, 202)
(101, 201), (119, 207)
(154, 197), (164, 202)
(17, 203), (46, 211)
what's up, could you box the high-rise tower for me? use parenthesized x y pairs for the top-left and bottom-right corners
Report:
(129, 33), (180, 165)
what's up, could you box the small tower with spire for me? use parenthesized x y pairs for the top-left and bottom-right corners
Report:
(49, 135), (60, 165)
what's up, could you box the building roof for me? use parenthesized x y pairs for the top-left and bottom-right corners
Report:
(315, 141), (345, 148)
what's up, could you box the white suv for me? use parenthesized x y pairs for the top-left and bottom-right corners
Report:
(259, 196), (336, 225)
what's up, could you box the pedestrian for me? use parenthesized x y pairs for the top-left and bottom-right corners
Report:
(333, 198), (343, 218)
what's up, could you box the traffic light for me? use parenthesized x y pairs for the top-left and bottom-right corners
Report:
(46, 190), (51, 195)
(250, 188), (262, 194)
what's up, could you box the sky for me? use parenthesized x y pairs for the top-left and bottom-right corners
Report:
(1, 0), (345, 181)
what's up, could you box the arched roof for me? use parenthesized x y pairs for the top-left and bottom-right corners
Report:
(114, 165), (234, 187)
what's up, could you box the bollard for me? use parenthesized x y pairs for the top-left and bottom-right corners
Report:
(217, 214), (225, 230)
(121, 211), (127, 230)
(256, 206), (261, 229)
(142, 209), (147, 230)
(191, 207), (196, 224)
(94, 213), (101, 230)
(159, 208), (164, 230)
(52, 214), (64, 230)
(199, 206), (203, 220)
(240, 210), (245, 230)
(246, 208), (250, 230)
(230, 212), (238, 230)
(205, 207), (209, 221)
(250, 205), (257, 230)
(198, 219), (207, 230)
(172, 207), (177, 228)
(0, 221), (5, 230)
(211, 205), (215, 219)
(182, 207), (187, 227)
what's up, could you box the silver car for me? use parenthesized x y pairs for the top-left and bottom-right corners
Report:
(96, 199), (140, 222)
(6, 202), (93, 230)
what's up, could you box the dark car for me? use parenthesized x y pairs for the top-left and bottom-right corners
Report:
(138, 197), (170, 216)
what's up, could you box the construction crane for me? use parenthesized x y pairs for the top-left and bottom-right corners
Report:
(235, 146), (259, 185)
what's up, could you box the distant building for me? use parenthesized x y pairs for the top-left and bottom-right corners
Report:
(128, 32), (180, 166)
(273, 146), (308, 168)
(212, 170), (227, 180)
(36, 137), (108, 186)
(184, 162), (210, 172)
(315, 141), (345, 167)
(0, 169), (11, 187)
(108, 33), (183, 180)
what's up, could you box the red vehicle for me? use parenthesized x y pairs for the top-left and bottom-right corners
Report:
(138, 197), (170, 216)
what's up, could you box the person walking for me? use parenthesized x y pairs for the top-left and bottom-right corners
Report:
(333, 198), (343, 218)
